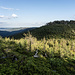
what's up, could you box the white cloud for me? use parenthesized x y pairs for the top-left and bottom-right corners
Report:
(16, 9), (20, 10)
(0, 14), (18, 19)
(12, 14), (18, 18)
(0, 6), (20, 10)
(0, 6), (13, 10)
(0, 15), (4, 18)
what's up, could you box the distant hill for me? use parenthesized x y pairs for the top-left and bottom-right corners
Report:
(11, 20), (75, 39)
(30, 20), (75, 39)
(0, 27), (36, 38)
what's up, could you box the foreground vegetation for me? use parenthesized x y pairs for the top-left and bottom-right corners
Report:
(0, 20), (75, 75)
(0, 33), (75, 75)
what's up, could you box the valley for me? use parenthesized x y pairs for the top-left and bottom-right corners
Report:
(0, 27), (36, 37)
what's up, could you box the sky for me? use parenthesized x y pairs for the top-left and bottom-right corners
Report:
(0, 0), (75, 28)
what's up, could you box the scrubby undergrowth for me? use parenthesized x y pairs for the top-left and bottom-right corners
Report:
(0, 34), (75, 75)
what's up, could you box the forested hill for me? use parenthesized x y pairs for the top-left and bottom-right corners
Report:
(0, 27), (36, 38)
(12, 20), (75, 39)
(0, 21), (75, 75)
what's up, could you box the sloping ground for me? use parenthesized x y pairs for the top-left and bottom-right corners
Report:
(11, 21), (75, 39)
(9, 27), (37, 39)
(0, 21), (75, 74)
(0, 37), (75, 75)
(0, 27), (36, 38)
(30, 23), (75, 39)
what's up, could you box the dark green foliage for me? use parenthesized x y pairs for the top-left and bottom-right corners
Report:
(0, 20), (75, 74)
(8, 20), (75, 40)
(0, 37), (75, 75)
(30, 22), (75, 40)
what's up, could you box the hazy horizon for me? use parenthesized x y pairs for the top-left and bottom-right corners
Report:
(0, 0), (75, 28)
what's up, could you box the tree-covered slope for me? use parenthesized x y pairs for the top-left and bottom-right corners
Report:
(0, 20), (75, 75)
(0, 35), (75, 75)
(30, 20), (75, 39)
(11, 20), (75, 39)
(0, 27), (36, 38)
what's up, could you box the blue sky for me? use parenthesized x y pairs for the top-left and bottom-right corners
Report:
(0, 0), (75, 28)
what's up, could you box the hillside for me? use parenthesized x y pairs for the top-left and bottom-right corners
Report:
(0, 20), (75, 75)
(31, 20), (75, 39)
(11, 20), (75, 39)
(0, 34), (75, 75)
(0, 27), (36, 38)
